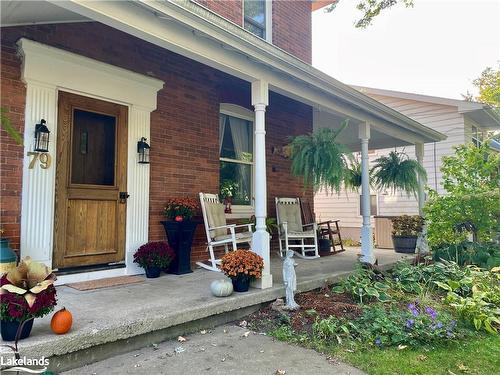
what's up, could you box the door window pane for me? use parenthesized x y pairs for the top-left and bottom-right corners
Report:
(71, 109), (116, 185)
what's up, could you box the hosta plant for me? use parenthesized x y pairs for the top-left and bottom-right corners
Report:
(434, 266), (500, 333)
(0, 257), (57, 321)
(332, 266), (391, 303)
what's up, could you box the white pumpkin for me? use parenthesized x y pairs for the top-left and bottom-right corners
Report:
(210, 279), (233, 297)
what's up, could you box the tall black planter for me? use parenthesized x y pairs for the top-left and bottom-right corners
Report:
(161, 220), (198, 275)
(1, 318), (34, 341)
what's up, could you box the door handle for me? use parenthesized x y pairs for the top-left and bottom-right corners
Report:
(119, 192), (130, 204)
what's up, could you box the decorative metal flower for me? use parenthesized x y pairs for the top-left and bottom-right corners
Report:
(0, 257), (56, 308)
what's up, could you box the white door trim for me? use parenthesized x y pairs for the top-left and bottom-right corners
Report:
(17, 38), (163, 277)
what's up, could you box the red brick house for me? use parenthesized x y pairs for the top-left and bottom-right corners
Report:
(0, 1), (444, 286)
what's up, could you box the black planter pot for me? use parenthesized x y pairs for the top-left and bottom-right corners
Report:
(232, 274), (251, 292)
(318, 238), (332, 256)
(145, 266), (162, 278)
(161, 220), (199, 275)
(392, 236), (418, 253)
(1, 318), (34, 341)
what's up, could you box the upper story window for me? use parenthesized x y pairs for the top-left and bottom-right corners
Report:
(219, 105), (254, 206)
(472, 125), (483, 147)
(244, 0), (270, 40)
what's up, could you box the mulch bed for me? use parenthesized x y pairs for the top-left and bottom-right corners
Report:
(246, 287), (363, 335)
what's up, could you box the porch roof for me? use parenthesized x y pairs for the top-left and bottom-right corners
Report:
(3, 0), (446, 147)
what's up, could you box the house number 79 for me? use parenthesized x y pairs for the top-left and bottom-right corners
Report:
(27, 152), (51, 169)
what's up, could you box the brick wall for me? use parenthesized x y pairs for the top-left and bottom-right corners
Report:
(196, 0), (243, 25)
(195, 0), (312, 63)
(272, 0), (312, 63)
(0, 22), (312, 263)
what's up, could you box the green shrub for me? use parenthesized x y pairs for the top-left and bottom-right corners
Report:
(432, 242), (500, 270)
(424, 142), (500, 247)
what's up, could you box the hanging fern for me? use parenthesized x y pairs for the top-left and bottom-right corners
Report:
(288, 119), (350, 193)
(371, 150), (427, 197)
(344, 154), (375, 192)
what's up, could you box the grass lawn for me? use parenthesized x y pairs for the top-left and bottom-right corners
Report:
(337, 334), (500, 375)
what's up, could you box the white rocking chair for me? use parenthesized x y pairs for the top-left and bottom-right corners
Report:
(197, 192), (253, 272)
(275, 197), (319, 259)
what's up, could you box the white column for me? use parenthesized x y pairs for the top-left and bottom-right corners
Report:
(415, 142), (425, 216)
(20, 82), (57, 266)
(359, 122), (375, 264)
(125, 106), (152, 274)
(251, 80), (272, 289)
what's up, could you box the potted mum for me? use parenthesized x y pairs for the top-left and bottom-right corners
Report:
(391, 215), (424, 253)
(133, 241), (175, 278)
(0, 257), (57, 341)
(220, 249), (264, 292)
(161, 197), (200, 275)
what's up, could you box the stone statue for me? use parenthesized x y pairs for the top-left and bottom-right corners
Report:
(282, 250), (299, 311)
(416, 223), (430, 256)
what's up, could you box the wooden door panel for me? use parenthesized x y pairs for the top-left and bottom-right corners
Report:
(54, 92), (127, 269)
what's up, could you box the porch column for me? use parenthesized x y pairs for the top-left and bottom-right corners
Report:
(415, 142), (425, 215)
(251, 80), (272, 289)
(359, 122), (375, 264)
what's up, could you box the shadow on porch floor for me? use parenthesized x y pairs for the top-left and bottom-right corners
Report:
(1, 248), (410, 370)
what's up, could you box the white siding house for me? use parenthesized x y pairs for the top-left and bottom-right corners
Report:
(315, 87), (500, 243)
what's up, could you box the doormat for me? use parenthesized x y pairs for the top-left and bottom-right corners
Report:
(66, 276), (144, 291)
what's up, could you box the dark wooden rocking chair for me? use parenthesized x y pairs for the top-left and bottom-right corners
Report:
(300, 199), (345, 255)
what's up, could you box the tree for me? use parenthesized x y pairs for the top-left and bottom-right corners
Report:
(326, 0), (415, 28)
(463, 65), (500, 113)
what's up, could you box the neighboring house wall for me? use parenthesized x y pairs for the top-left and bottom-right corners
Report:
(195, 0), (312, 63)
(315, 93), (468, 240)
(0, 22), (312, 261)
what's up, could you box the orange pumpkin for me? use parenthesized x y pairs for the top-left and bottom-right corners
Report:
(51, 307), (73, 334)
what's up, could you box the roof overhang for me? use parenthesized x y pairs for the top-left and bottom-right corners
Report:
(3, 0), (446, 146)
(354, 85), (500, 131)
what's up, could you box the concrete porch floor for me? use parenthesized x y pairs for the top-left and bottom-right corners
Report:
(1, 248), (410, 372)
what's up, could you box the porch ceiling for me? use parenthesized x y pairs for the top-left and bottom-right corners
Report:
(0, 0), (87, 26)
(3, 0), (446, 147)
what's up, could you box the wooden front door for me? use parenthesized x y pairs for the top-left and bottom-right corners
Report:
(54, 92), (128, 269)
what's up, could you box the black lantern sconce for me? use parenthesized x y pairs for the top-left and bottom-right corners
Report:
(34, 119), (50, 152)
(137, 137), (150, 164)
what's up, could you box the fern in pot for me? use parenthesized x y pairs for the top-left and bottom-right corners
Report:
(371, 150), (426, 197)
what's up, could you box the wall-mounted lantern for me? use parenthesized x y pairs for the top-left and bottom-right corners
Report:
(34, 119), (50, 152)
(137, 137), (150, 164)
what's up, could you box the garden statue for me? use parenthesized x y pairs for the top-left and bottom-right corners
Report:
(282, 250), (299, 310)
(416, 223), (430, 256)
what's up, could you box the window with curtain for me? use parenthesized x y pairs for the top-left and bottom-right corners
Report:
(220, 113), (253, 206)
(244, 0), (266, 39)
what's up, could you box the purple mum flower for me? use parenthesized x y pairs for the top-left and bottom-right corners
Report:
(374, 338), (382, 347)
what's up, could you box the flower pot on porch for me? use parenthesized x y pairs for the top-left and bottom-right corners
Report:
(318, 238), (332, 256)
(1, 318), (34, 341)
(392, 236), (418, 253)
(232, 274), (251, 292)
(161, 220), (199, 275)
(145, 266), (162, 278)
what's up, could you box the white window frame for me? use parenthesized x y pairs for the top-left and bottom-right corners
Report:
(471, 125), (483, 147)
(242, 0), (273, 43)
(219, 103), (255, 217)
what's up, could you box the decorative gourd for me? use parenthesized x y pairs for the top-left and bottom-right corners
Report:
(210, 279), (233, 297)
(51, 307), (73, 334)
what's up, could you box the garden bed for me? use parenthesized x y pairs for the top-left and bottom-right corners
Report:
(242, 260), (500, 375)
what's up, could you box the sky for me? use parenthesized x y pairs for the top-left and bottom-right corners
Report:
(312, 0), (500, 99)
